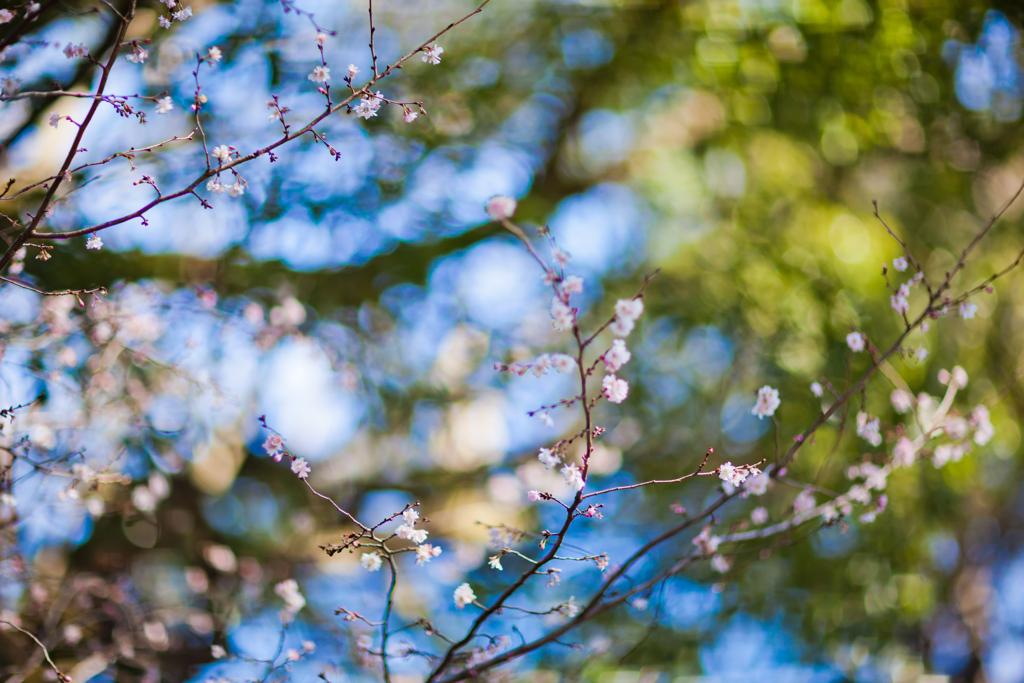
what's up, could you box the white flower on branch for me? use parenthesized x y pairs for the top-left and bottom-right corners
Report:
(125, 47), (148, 63)
(692, 525), (720, 556)
(718, 462), (748, 487)
(744, 471), (770, 497)
(422, 44), (444, 65)
(347, 63), (359, 80)
(361, 552), (382, 571)
(750, 507), (768, 525)
(527, 490), (541, 502)
(48, 112), (60, 128)
(535, 412), (554, 427)
(602, 339), (631, 372)
(402, 108), (419, 123)
(751, 385), (780, 419)
(846, 332), (865, 352)
(211, 645), (226, 659)
(602, 374), (629, 403)
(856, 411), (882, 447)
(561, 275), (584, 296)
(488, 555), (503, 570)
(415, 544), (442, 565)
(308, 65), (330, 83)
(550, 353), (575, 373)
(274, 579), (305, 613)
(890, 390), (912, 414)
(354, 92), (383, 119)
(155, 96), (173, 114)
(172, 5), (192, 21)
(892, 437), (916, 467)
(0, 9), (13, 22)
(960, 301), (977, 319)
(291, 457), (310, 479)
(550, 297), (574, 331)
(971, 405), (994, 445)
(485, 195), (517, 220)
(263, 435), (284, 460)
(211, 145), (232, 163)
(403, 508), (419, 525)
(26, 2), (39, 14)
(615, 298), (644, 323)
(63, 43), (87, 59)
(810, 382), (823, 397)
(793, 489), (816, 514)
(208, 46), (222, 62)
(159, 16), (171, 28)
(558, 596), (580, 618)
(711, 555), (732, 573)
(893, 256), (908, 272)
(538, 448), (560, 470)
(915, 346), (928, 362)
(397, 524), (428, 544)
(561, 463), (585, 491)
(453, 583), (476, 609)
(86, 234), (103, 250)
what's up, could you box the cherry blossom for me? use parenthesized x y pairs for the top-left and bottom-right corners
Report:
(403, 508), (419, 525)
(744, 471), (770, 497)
(347, 63), (359, 79)
(361, 552), (383, 571)
(711, 555), (732, 573)
(892, 437), (915, 467)
(308, 65), (330, 83)
(402, 109), (419, 123)
(550, 353), (575, 373)
(212, 145), (232, 163)
(602, 374), (629, 403)
(48, 112), (60, 128)
(538, 448), (560, 469)
(86, 234), (103, 250)
(422, 44), (444, 65)
(893, 256), (908, 272)
(810, 382), (823, 397)
(561, 463), (585, 491)
(488, 555), (503, 570)
(890, 390), (912, 414)
(971, 405), (994, 445)
(750, 507), (769, 525)
(159, 16), (171, 28)
(692, 525), (721, 556)
(415, 544), (442, 565)
(718, 462), (748, 487)
(125, 48), (148, 64)
(211, 645), (226, 659)
(291, 457), (311, 479)
(63, 43), (87, 59)
(527, 490), (541, 502)
(172, 5), (192, 21)
(485, 195), (517, 220)
(353, 92), (383, 119)
(846, 332), (865, 352)
(274, 579), (305, 613)
(856, 412), (882, 447)
(915, 346), (928, 362)
(603, 339), (631, 372)
(550, 297), (574, 331)
(960, 301), (977, 319)
(453, 583), (476, 609)
(155, 97), (174, 114)
(793, 489), (816, 514)
(208, 46), (222, 62)
(0, 10), (12, 22)
(751, 385), (780, 419)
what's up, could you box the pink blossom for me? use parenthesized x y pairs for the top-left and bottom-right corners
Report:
(602, 374), (629, 403)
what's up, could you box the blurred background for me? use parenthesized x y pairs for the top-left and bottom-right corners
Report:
(3, 0), (1024, 681)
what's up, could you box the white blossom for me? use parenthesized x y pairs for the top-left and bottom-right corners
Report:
(608, 316), (635, 338)
(353, 92), (383, 119)
(63, 43), (87, 59)
(751, 385), (780, 419)
(0, 9), (13, 22)
(970, 405), (994, 446)
(403, 508), (419, 525)
(750, 507), (768, 525)
(415, 544), (442, 565)
(710, 555), (732, 573)
(561, 275), (584, 295)
(422, 44), (444, 65)
(274, 579), (305, 612)
(744, 471), (770, 497)
(86, 234), (103, 250)
(208, 46), (222, 62)
(159, 15), (171, 28)
(893, 256), (908, 272)
(603, 339), (631, 372)
(960, 301), (977, 319)
(211, 645), (226, 659)
(172, 5), (192, 21)
(718, 462), (748, 487)
(856, 411), (882, 447)
(361, 552), (382, 571)
(347, 63), (359, 80)
(212, 145), (232, 163)
(291, 457), (310, 479)
(846, 332), (865, 352)
(793, 489), (816, 514)
(48, 112), (60, 128)
(527, 490), (541, 502)
(308, 65), (330, 83)
(155, 96), (173, 114)
(553, 247), (571, 266)
(402, 109), (418, 123)
(915, 346), (928, 362)
(810, 382), (823, 397)
(692, 525), (720, 555)
(538, 448), (560, 470)
(891, 293), (909, 315)
(892, 436), (916, 468)
(550, 354), (575, 374)
(602, 374), (629, 403)
(561, 463), (585, 491)
(126, 48), (148, 63)
(890, 390), (912, 414)
(453, 583), (476, 609)
(550, 297), (574, 331)
(615, 298), (644, 322)
(488, 555), (503, 570)
(485, 195), (516, 220)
